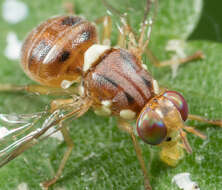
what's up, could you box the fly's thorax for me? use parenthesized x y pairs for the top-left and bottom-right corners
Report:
(21, 15), (97, 87)
(83, 48), (155, 118)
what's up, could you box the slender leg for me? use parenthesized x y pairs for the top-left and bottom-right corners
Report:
(138, 0), (157, 51)
(145, 48), (204, 67)
(118, 119), (152, 190)
(117, 25), (127, 48)
(0, 84), (79, 95)
(95, 15), (112, 45)
(188, 114), (222, 127)
(42, 126), (74, 188)
(101, 0), (138, 49)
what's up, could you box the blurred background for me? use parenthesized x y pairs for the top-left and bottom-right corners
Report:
(190, 0), (222, 42)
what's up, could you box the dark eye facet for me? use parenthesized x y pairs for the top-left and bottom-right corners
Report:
(137, 108), (167, 145)
(163, 91), (188, 121)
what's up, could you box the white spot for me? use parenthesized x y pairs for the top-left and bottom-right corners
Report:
(17, 182), (29, 190)
(2, 0), (28, 24)
(120, 109), (136, 120)
(172, 173), (200, 190)
(83, 44), (110, 72)
(0, 127), (10, 139)
(61, 80), (74, 89)
(43, 45), (58, 64)
(153, 79), (159, 94)
(78, 85), (85, 96)
(101, 100), (112, 107)
(94, 106), (111, 116)
(142, 64), (148, 70)
(4, 32), (22, 60)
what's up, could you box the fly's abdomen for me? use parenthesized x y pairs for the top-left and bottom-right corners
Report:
(21, 16), (97, 87)
(84, 48), (155, 119)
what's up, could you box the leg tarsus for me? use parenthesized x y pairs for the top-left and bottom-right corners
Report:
(42, 127), (74, 188)
(118, 119), (152, 190)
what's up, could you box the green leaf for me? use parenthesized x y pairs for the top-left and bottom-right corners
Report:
(1, 0), (222, 190)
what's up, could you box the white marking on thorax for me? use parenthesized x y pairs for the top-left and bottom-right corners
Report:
(4, 32), (22, 60)
(172, 173), (200, 190)
(101, 100), (112, 107)
(152, 79), (160, 94)
(2, 0), (28, 24)
(83, 44), (110, 72)
(94, 100), (112, 116)
(61, 80), (74, 89)
(120, 109), (136, 120)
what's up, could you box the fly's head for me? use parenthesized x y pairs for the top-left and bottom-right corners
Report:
(136, 91), (203, 167)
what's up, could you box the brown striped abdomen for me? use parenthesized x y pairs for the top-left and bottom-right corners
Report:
(21, 16), (97, 87)
(85, 48), (155, 116)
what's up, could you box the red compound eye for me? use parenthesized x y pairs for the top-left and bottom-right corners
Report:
(137, 108), (167, 145)
(163, 91), (188, 121)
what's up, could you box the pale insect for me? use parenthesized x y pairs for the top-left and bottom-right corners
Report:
(0, 1), (222, 190)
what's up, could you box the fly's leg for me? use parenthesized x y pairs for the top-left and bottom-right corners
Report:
(188, 114), (222, 127)
(42, 126), (74, 188)
(118, 119), (152, 190)
(178, 114), (222, 141)
(145, 48), (204, 67)
(42, 97), (92, 188)
(116, 23), (136, 49)
(95, 15), (112, 45)
(101, 0), (137, 49)
(117, 25), (127, 48)
(0, 84), (79, 95)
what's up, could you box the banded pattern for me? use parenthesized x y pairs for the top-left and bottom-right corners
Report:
(21, 16), (97, 87)
(85, 49), (155, 115)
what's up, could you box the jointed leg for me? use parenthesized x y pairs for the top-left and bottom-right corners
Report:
(95, 16), (112, 45)
(42, 126), (74, 188)
(0, 84), (79, 95)
(118, 119), (152, 190)
(117, 25), (127, 48)
(188, 114), (222, 127)
(145, 48), (204, 67)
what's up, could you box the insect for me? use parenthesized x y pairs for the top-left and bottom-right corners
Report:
(0, 0), (222, 190)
